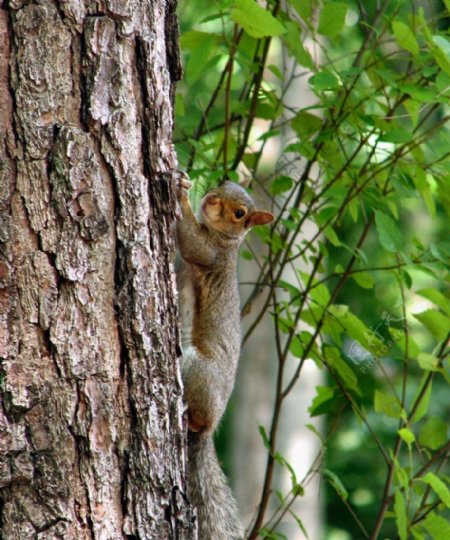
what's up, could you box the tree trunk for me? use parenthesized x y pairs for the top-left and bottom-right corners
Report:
(0, 1), (194, 538)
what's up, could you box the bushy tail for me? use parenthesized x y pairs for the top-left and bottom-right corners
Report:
(187, 432), (243, 540)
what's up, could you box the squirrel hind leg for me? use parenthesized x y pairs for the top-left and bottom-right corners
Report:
(184, 378), (226, 435)
(182, 348), (228, 434)
(188, 410), (213, 434)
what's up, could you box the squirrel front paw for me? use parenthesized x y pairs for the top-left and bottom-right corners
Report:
(174, 170), (192, 201)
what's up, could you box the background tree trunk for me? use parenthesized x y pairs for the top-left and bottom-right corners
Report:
(0, 1), (194, 538)
(233, 41), (323, 539)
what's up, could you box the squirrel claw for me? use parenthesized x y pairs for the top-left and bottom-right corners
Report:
(174, 170), (192, 209)
(174, 170), (192, 191)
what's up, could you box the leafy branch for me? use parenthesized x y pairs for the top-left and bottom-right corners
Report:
(177, 1), (450, 538)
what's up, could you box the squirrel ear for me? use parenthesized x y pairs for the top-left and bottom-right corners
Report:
(247, 210), (274, 227)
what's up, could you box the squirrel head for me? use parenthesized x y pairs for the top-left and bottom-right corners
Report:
(199, 181), (274, 238)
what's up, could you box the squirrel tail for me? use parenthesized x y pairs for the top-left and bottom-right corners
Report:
(187, 432), (243, 540)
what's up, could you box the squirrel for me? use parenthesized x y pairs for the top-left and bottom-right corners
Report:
(175, 171), (274, 540)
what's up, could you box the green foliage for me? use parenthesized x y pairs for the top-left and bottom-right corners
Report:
(374, 389), (403, 419)
(394, 490), (408, 540)
(374, 210), (403, 253)
(392, 20), (420, 56)
(231, 0), (286, 38)
(420, 472), (450, 508)
(176, 0), (450, 538)
(419, 417), (448, 450)
(323, 469), (349, 501)
(317, 3), (348, 37)
(416, 512), (450, 539)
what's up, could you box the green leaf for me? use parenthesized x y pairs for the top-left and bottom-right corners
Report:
(411, 528), (426, 540)
(328, 307), (383, 354)
(274, 452), (298, 488)
(394, 457), (410, 490)
(400, 83), (437, 102)
(180, 31), (217, 50)
(412, 168), (436, 218)
(399, 269), (413, 289)
(420, 512), (450, 539)
(318, 3), (348, 37)
(420, 473), (450, 508)
(306, 423), (325, 445)
(292, 484), (304, 497)
(309, 386), (335, 416)
(416, 289), (450, 317)
(307, 281), (331, 307)
(436, 70), (450, 97)
(348, 198), (359, 222)
(270, 175), (294, 195)
(351, 271), (374, 289)
(290, 512), (309, 539)
(413, 309), (450, 341)
(419, 417), (448, 450)
(374, 210), (403, 253)
(379, 127), (413, 143)
(390, 327), (420, 358)
(392, 20), (420, 56)
(268, 64), (283, 80)
(260, 528), (286, 540)
(394, 490), (408, 540)
(328, 303), (348, 318)
(255, 102), (279, 120)
(436, 177), (450, 217)
(258, 425), (270, 450)
(243, 151), (257, 169)
(309, 70), (340, 91)
(289, 0), (311, 22)
(412, 376), (432, 423)
(283, 21), (315, 70)
(325, 347), (361, 395)
(291, 111), (322, 139)
(231, 0), (286, 38)
(183, 33), (219, 83)
(431, 35), (450, 75)
(374, 389), (403, 419)
(398, 427), (415, 445)
(404, 98), (421, 127)
(289, 335), (304, 358)
(199, 13), (226, 24)
(279, 280), (301, 299)
(323, 469), (348, 500)
(323, 225), (342, 247)
(430, 242), (450, 265)
(240, 250), (254, 261)
(257, 128), (281, 142)
(417, 352), (440, 371)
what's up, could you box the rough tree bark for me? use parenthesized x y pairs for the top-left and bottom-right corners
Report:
(0, 1), (195, 538)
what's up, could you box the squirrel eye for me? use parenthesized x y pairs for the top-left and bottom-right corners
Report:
(234, 207), (247, 220)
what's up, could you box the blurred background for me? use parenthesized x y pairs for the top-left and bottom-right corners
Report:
(175, 1), (450, 538)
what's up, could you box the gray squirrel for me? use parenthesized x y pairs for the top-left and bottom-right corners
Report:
(175, 171), (273, 539)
